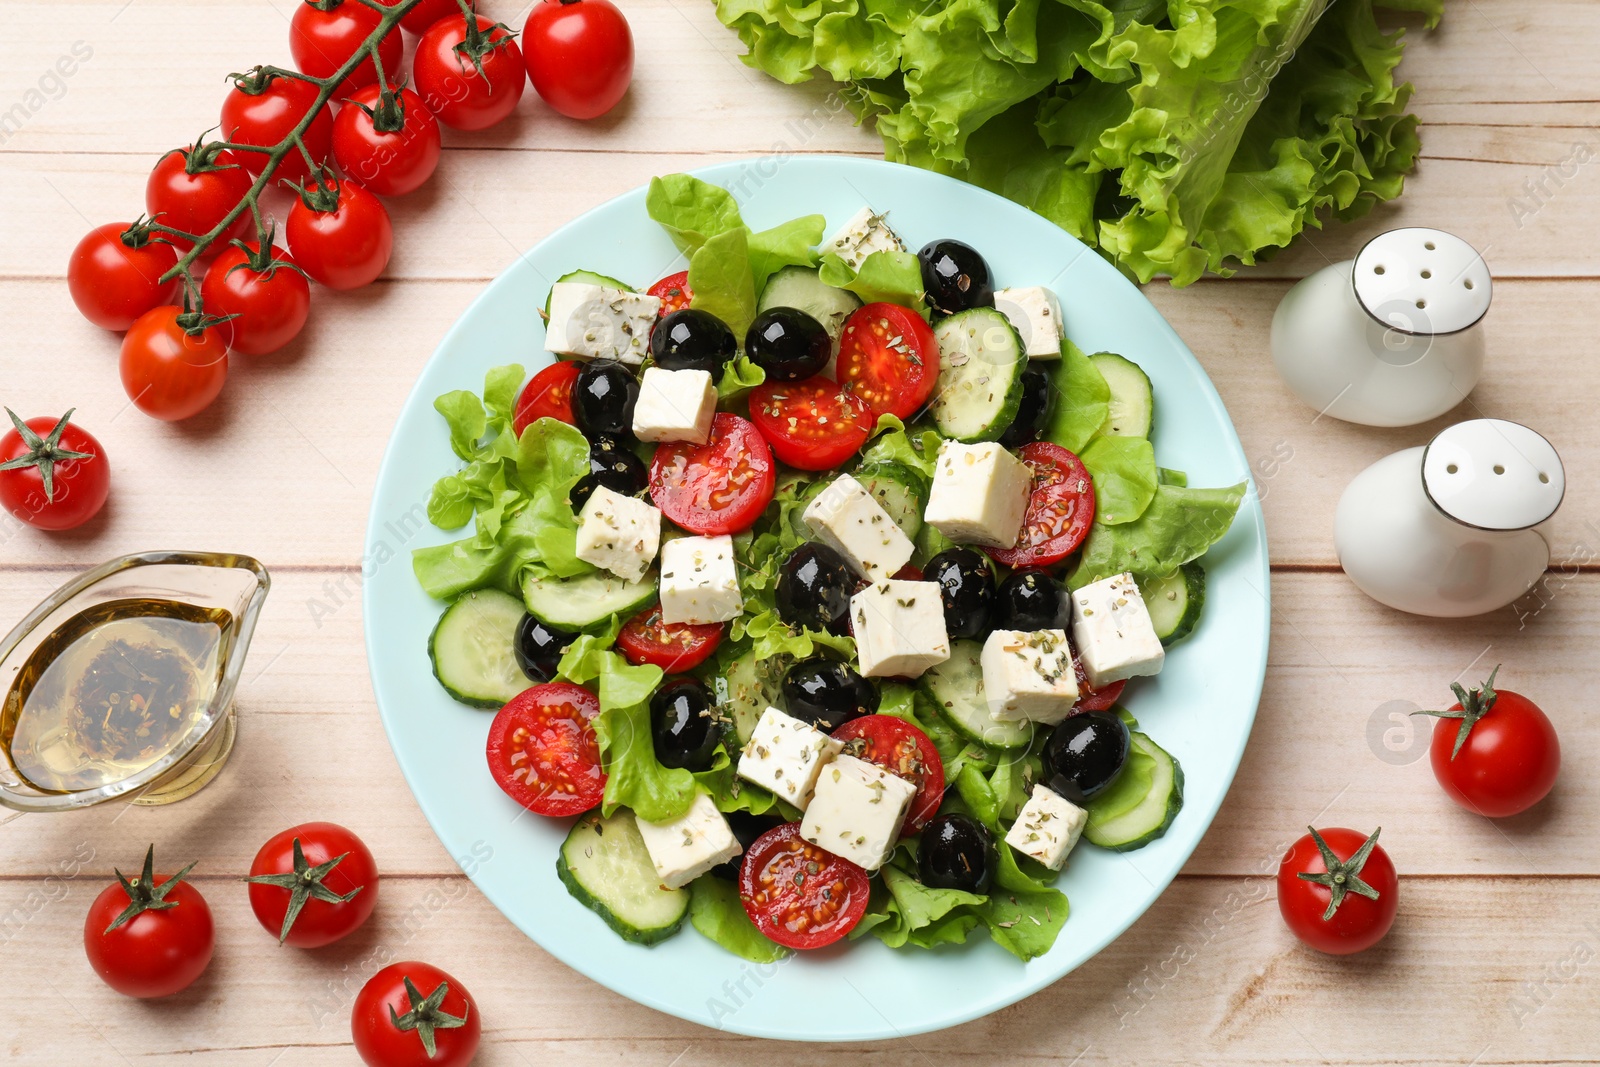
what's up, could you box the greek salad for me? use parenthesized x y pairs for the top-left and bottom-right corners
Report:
(412, 174), (1246, 963)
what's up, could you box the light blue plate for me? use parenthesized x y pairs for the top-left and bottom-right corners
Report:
(363, 156), (1269, 1042)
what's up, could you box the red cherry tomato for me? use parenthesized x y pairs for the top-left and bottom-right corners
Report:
(414, 12), (525, 131)
(987, 441), (1096, 569)
(247, 822), (379, 948)
(145, 144), (254, 252)
(286, 174), (394, 290)
(289, 0), (402, 98)
(379, 0), (475, 35)
(119, 306), (230, 422)
(332, 84), (442, 197)
(616, 605), (725, 674)
(0, 410), (110, 531)
(1277, 826), (1398, 955)
(749, 376), (874, 471)
(513, 361), (582, 433)
(67, 221), (181, 331)
(219, 68), (334, 186)
(1425, 669), (1560, 818)
(83, 847), (214, 998)
(830, 714), (946, 834)
(352, 962), (480, 1067)
(486, 682), (605, 817)
(1069, 637), (1126, 711)
(836, 302), (940, 420)
(738, 822), (871, 950)
(521, 0), (634, 120)
(650, 413), (775, 536)
(647, 271), (692, 316)
(200, 241), (311, 356)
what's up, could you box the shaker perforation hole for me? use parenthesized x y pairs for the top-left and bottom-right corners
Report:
(1415, 299), (1427, 309)
(1446, 464), (1459, 474)
(1420, 269), (1432, 279)
(1373, 265), (1386, 275)
(1493, 465), (1506, 476)
(1424, 241), (1436, 250)
(1539, 472), (1551, 484)
(1464, 279), (1475, 290)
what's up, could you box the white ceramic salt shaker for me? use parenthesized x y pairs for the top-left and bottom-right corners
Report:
(1334, 419), (1564, 617)
(1272, 228), (1492, 426)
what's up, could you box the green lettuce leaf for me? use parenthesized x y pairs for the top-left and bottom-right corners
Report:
(818, 250), (927, 312)
(1044, 341), (1110, 453)
(1070, 481), (1248, 588)
(689, 877), (792, 963)
(748, 214), (826, 293)
(646, 174), (745, 254)
(1080, 434), (1158, 525)
(689, 227), (759, 338)
(716, 354), (767, 404)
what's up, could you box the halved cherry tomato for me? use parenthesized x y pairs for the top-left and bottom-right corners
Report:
(836, 303), (939, 420)
(615, 605), (724, 674)
(486, 682), (604, 818)
(987, 441), (1096, 569)
(649, 413), (775, 536)
(830, 715), (945, 834)
(891, 563), (923, 581)
(513, 361), (582, 434)
(738, 822), (870, 950)
(1072, 662), (1126, 712)
(647, 271), (692, 316)
(748, 376), (873, 471)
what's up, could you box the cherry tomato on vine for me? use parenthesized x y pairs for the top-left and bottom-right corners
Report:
(521, 0), (634, 120)
(414, 11), (525, 131)
(0, 409), (109, 531)
(145, 143), (254, 252)
(200, 239), (312, 356)
(286, 171), (394, 290)
(647, 271), (692, 316)
(352, 962), (480, 1067)
(380, 0), (474, 35)
(219, 67), (335, 186)
(1421, 668), (1560, 818)
(247, 822), (379, 948)
(67, 220), (181, 331)
(83, 846), (214, 999)
(1276, 826), (1397, 955)
(333, 84), (443, 197)
(119, 305), (231, 422)
(513, 360), (582, 433)
(289, 0), (403, 99)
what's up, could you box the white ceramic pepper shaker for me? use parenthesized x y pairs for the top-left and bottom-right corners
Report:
(1334, 419), (1564, 617)
(1272, 228), (1492, 426)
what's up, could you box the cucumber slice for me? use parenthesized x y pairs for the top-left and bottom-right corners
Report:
(1139, 562), (1206, 646)
(1084, 731), (1183, 851)
(521, 566), (657, 632)
(928, 308), (1027, 442)
(543, 269), (635, 317)
(853, 462), (928, 541)
(920, 639), (1034, 750)
(1090, 352), (1154, 438)
(556, 809), (688, 944)
(428, 589), (529, 708)
(758, 265), (862, 341)
(715, 646), (786, 745)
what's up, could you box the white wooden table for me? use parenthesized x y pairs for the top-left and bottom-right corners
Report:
(2, 1), (1597, 1063)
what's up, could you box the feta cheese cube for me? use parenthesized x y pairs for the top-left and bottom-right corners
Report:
(574, 486), (660, 583)
(659, 534), (742, 625)
(995, 286), (1065, 359)
(924, 441), (1033, 549)
(632, 367), (716, 444)
(800, 753), (917, 871)
(1005, 784), (1088, 870)
(851, 579), (950, 679)
(544, 282), (660, 365)
(737, 706), (845, 810)
(802, 473), (915, 581)
(820, 206), (906, 271)
(980, 629), (1079, 724)
(635, 792), (742, 890)
(1071, 572), (1166, 690)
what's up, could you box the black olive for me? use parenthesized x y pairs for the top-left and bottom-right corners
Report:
(744, 308), (831, 382)
(650, 308), (737, 373)
(776, 543), (858, 635)
(782, 659), (877, 731)
(917, 239), (994, 316)
(573, 360), (639, 439)
(918, 813), (994, 893)
(650, 679), (722, 772)
(923, 548), (995, 640)
(1043, 711), (1130, 805)
(995, 570), (1070, 631)
(710, 810), (784, 880)
(514, 614), (573, 682)
(569, 432), (648, 511)
(999, 367), (1057, 448)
